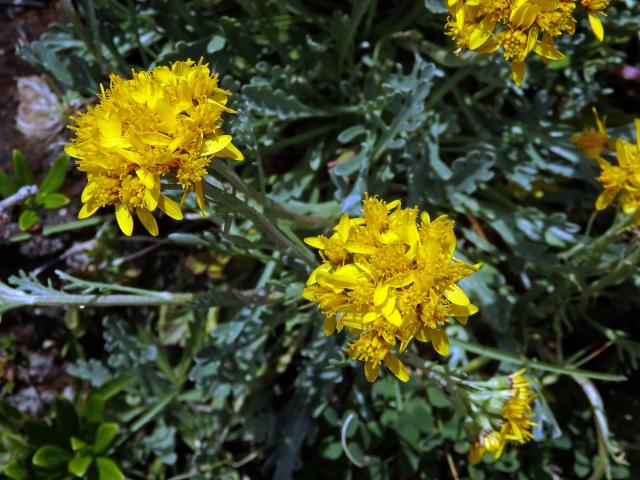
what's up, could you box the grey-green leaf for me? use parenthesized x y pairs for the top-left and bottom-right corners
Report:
(94, 375), (135, 401)
(242, 83), (316, 120)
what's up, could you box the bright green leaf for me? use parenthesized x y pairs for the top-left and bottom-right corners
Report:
(93, 423), (119, 454)
(39, 193), (70, 209)
(95, 457), (125, 480)
(67, 456), (93, 477)
(32, 445), (71, 469)
(12, 149), (35, 186)
(18, 210), (39, 231)
(70, 436), (88, 452)
(83, 393), (106, 423)
(4, 461), (29, 480)
(0, 169), (18, 198)
(39, 154), (70, 194)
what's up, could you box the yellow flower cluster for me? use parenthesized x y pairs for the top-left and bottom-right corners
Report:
(65, 59), (243, 236)
(573, 111), (640, 226)
(303, 196), (480, 383)
(445, 0), (609, 85)
(470, 370), (536, 463)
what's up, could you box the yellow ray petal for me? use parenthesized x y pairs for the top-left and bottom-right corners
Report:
(143, 183), (160, 212)
(304, 236), (326, 249)
(195, 181), (206, 214)
(78, 203), (99, 219)
(115, 204), (134, 236)
(385, 308), (403, 328)
(430, 329), (450, 356)
(202, 135), (233, 156)
(533, 40), (565, 61)
(158, 195), (184, 220)
(384, 354), (409, 382)
(81, 182), (98, 202)
(136, 207), (159, 236)
(364, 361), (380, 383)
(373, 283), (389, 307)
(448, 303), (479, 317)
(324, 316), (336, 336)
(595, 190), (616, 211)
(335, 213), (351, 243)
(444, 284), (470, 305)
(218, 143), (244, 161)
(469, 17), (496, 50)
(588, 12), (604, 42)
(512, 62), (526, 86)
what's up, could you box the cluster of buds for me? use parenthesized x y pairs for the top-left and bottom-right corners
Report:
(461, 369), (537, 463)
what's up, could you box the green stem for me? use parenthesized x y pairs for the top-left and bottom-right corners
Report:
(210, 161), (332, 227)
(203, 183), (316, 268)
(583, 246), (640, 295)
(572, 376), (612, 480)
(2, 291), (193, 310)
(450, 339), (626, 382)
(424, 67), (471, 111)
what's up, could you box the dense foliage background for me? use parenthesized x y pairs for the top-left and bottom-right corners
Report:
(1, 1), (640, 479)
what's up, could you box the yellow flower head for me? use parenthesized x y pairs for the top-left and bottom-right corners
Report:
(576, 112), (640, 226)
(65, 59), (243, 236)
(594, 121), (640, 225)
(470, 369), (537, 464)
(572, 107), (610, 161)
(445, 0), (608, 85)
(303, 195), (480, 383)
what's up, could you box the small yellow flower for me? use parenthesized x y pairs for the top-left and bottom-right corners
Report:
(444, 0), (607, 85)
(572, 107), (610, 161)
(470, 430), (505, 464)
(470, 369), (537, 464)
(65, 59), (243, 236)
(303, 195), (480, 382)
